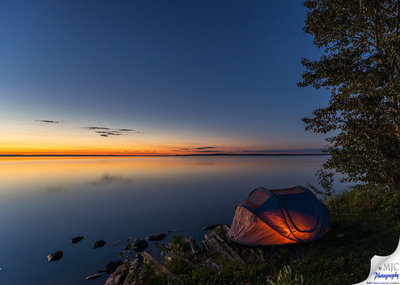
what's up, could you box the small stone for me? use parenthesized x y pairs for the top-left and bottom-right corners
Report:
(93, 240), (106, 249)
(146, 233), (167, 242)
(106, 260), (123, 274)
(336, 234), (345, 238)
(85, 273), (103, 280)
(70, 236), (85, 244)
(133, 239), (148, 251)
(112, 240), (121, 246)
(47, 251), (63, 262)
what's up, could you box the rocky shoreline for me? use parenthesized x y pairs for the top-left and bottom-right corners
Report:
(45, 232), (168, 283)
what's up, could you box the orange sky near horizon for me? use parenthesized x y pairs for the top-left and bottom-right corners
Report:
(0, 118), (324, 156)
(0, 119), (235, 155)
(0, 121), (248, 155)
(0, 0), (331, 158)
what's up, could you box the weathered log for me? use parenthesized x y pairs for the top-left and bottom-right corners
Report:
(212, 231), (227, 243)
(222, 225), (230, 232)
(204, 233), (237, 263)
(202, 223), (228, 231)
(142, 251), (177, 280)
(250, 249), (263, 262)
(211, 231), (245, 264)
(202, 240), (212, 255)
(183, 257), (196, 268)
(85, 273), (103, 280)
(203, 259), (219, 270)
(186, 238), (197, 255)
(104, 265), (128, 285)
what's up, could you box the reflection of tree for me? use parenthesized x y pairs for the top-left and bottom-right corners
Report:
(89, 174), (133, 187)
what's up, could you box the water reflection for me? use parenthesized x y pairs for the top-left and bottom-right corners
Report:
(45, 187), (66, 196)
(88, 174), (134, 187)
(0, 156), (338, 285)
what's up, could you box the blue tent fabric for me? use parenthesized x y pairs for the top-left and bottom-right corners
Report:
(227, 185), (330, 246)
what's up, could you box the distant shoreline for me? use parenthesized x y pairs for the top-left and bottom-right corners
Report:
(0, 153), (329, 157)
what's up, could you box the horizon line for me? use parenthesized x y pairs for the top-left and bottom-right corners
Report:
(0, 153), (329, 157)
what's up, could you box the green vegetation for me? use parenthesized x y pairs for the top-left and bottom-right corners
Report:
(122, 185), (400, 285)
(299, 0), (400, 193)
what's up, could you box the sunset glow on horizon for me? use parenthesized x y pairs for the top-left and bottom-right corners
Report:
(0, 118), (325, 156)
(1, 0), (328, 157)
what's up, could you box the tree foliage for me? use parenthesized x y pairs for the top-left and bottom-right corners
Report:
(299, 0), (400, 192)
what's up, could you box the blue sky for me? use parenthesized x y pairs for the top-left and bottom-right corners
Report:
(0, 0), (329, 155)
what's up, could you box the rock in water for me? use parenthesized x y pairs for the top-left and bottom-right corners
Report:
(106, 260), (123, 274)
(70, 236), (84, 244)
(93, 240), (106, 249)
(85, 273), (103, 280)
(47, 251), (63, 262)
(146, 233), (167, 242)
(133, 239), (148, 251)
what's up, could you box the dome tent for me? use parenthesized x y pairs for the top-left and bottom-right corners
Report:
(227, 185), (330, 246)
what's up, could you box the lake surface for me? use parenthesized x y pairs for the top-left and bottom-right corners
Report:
(0, 156), (344, 284)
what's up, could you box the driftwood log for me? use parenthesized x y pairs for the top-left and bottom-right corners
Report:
(142, 252), (177, 280)
(104, 224), (306, 284)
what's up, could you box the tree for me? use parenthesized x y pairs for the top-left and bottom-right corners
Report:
(299, 0), (400, 194)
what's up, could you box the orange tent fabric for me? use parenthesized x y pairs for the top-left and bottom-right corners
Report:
(227, 185), (330, 246)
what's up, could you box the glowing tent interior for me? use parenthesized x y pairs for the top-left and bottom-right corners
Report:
(227, 185), (330, 246)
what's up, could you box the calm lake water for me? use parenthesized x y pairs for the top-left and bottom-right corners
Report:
(0, 155), (343, 284)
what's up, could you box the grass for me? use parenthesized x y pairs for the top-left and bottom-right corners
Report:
(123, 185), (400, 285)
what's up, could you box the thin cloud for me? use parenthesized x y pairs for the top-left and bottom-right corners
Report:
(35, 119), (61, 124)
(83, 126), (142, 137)
(196, 150), (224, 153)
(84, 127), (110, 130)
(118, 128), (140, 132)
(196, 146), (217, 150)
